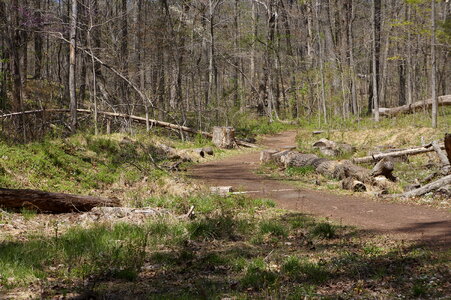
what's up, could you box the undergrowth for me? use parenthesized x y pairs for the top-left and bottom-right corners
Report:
(1, 194), (448, 299)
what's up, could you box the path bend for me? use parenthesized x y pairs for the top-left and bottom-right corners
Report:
(190, 131), (450, 246)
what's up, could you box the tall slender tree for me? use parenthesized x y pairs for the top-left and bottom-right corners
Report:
(69, 0), (78, 132)
(431, 0), (437, 128)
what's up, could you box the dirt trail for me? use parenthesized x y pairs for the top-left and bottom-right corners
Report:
(191, 131), (451, 246)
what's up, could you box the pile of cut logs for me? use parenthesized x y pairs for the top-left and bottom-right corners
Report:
(261, 146), (396, 193)
(261, 134), (451, 198)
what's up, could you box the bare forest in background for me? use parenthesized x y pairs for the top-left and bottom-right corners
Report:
(0, 0), (450, 141)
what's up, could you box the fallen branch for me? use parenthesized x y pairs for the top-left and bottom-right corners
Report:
(353, 144), (445, 164)
(377, 95), (451, 116)
(0, 109), (258, 148)
(390, 175), (451, 198)
(0, 188), (120, 213)
(432, 140), (451, 174)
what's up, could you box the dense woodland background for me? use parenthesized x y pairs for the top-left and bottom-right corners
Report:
(0, 0), (450, 140)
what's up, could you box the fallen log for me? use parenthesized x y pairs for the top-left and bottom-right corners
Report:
(263, 150), (400, 192)
(377, 94), (451, 116)
(353, 144), (445, 164)
(371, 157), (396, 181)
(341, 178), (366, 192)
(0, 188), (120, 213)
(276, 151), (374, 191)
(312, 138), (355, 156)
(390, 174), (451, 198)
(0, 109), (258, 148)
(432, 140), (451, 175)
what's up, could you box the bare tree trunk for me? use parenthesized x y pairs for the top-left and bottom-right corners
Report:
(349, 0), (358, 115)
(431, 0), (437, 128)
(372, 0), (380, 122)
(69, 0), (77, 133)
(406, 4), (413, 105)
(315, 0), (327, 123)
(33, 0), (43, 80)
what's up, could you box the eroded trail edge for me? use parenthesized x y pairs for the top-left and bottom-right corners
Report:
(190, 131), (450, 246)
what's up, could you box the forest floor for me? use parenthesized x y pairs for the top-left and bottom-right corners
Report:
(190, 130), (450, 247)
(1, 120), (450, 299)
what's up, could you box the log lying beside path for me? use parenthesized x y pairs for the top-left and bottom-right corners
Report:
(263, 149), (394, 192)
(377, 95), (451, 116)
(0, 109), (258, 148)
(353, 144), (445, 164)
(390, 174), (451, 198)
(0, 188), (120, 213)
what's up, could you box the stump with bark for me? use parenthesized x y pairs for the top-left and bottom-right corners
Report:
(371, 157), (396, 181)
(443, 133), (451, 167)
(212, 127), (236, 149)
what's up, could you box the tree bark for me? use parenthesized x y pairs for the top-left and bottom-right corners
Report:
(0, 188), (120, 213)
(69, 0), (78, 133)
(353, 144), (445, 164)
(391, 174), (451, 198)
(371, 0), (381, 122)
(431, 0), (437, 128)
(378, 95), (451, 116)
(445, 134), (451, 165)
(370, 157), (396, 181)
(212, 126), (235, 149)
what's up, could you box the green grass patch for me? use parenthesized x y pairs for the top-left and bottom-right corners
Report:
(0, 222), (150, 288)
(259, 220), (288, 238)
(285, 165), (316, 176)
(240, 258), (278, 289)
(310, 222), (337, 239)
(282, 256), (329, 283)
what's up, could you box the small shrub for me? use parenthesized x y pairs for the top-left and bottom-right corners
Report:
(20, 208), (37, 220)
(412, 282), (428, 297)
(281, 256), (328, 283)
(288, 215), (312, 229)
(240, 258), (278, 289)
(310, 222), (336, 239)
(259, 220), (287, 238)
(363, 245), (383, 256)
(188, 215), (235, 240)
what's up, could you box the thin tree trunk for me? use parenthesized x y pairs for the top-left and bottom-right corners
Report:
(431, 0), (437, 128)
(315, 0), (327, 123)
(69, 0), (78, 133)
(349, 0), (358, 115)
(372, 0), (380, 122)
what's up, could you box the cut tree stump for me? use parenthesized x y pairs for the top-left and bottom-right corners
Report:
(445, 133), (451, 164)
(371, 157), (396, 181)
(212, 127), (236, 149)
(341, 178), (366, 192)
(0, 188), (120, 213)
